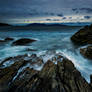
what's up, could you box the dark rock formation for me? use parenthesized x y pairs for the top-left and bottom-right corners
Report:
(0, 58), (28, 91)
(80, 46), (92, 59)
(5, 37), (14, 41)
(71, 24), (92, 45)
(0, 37), (14, 43)
(12, 38), (36, 46)
(0, 23), (12, 27)
(24, 48), (37, 52)
(90, 75), (92, 87)
(0, 52), (92, 92)
(0, 39), (5, 43)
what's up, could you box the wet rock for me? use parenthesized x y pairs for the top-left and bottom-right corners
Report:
(28, 55), (44, 66)
(71, 24), (92, 45)
(0, 54), (43, 69)
(80, 46), (92, 59)
(12, 38), (36, 46)
(5, 37), (14, 41)
(27, 58), (92, 92)
(0, 58), (28, 92)
(90, 75), (92, 88)
(57, 58), (91, 92)
(0, 54), (28, 68)
(0, 37), (14, 44)
(31, 60), (58, 92)
(0, 53), (92, 92)
(31, 54), (37, 58)
(9, 67), (39, 92)
(24, 48), (37, 52)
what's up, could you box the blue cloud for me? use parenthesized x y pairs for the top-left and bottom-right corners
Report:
(0, 0), (92, 18)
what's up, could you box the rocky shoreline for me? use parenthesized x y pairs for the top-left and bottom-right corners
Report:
(0, 51), (92, 92)
(71, 24), (92, 60)
(71, 24), (92, 45)
(80, 46), (92, 59)
(0, 24), (92, 92)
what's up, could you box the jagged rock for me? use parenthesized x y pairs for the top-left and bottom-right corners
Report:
(80, 46), (92, 59)
(26, 58), (92, 92)
(0, 54), (28, 68)
(9, 67), (39, 92)
(57, 58), (92, 92)
(0, 54), (43, 68)
(12, 38), (36, 46)
(0, 53), (92, 92)
(71, 24), (92, 45)
(0, 58), (28, 92)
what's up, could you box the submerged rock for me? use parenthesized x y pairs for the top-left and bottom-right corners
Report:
(24, 48), (37, 52)
(0, 52), (92, 92)
(0, 37), (14, 43)
(12, 38), (36, 46)
(5, 37), (14, 41)
(0, 39), (5, 43)
(71, 24), (92, 45)
(80, 46), (92, 59)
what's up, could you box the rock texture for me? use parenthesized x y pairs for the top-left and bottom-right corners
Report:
(0, 52), (92, 92)
(12, 38), (36, 46)
(80, 46), (92, 59)
(71, 24), (92, 45)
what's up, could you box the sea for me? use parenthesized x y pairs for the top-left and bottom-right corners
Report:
(0, 26), (92, 83)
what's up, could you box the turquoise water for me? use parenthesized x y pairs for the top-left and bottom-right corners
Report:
(0, 26), (92, 83)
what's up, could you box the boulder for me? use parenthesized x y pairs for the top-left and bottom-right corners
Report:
(71, 24), (92, 45)
(24, 48), (37, 52)
(0, 37), (14, 43)
(80, 46), (92, 59)
(5, 37), (14, 41)
(12, 38), (36, 46)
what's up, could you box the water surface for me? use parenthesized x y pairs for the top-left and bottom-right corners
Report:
(0, 26), (92, 83)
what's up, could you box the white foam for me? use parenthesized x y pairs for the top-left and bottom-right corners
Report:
(60, 49), (92, 83)
(33, 64), (44, 71)
(0, 46), (33, 61)
(13, 63), (32, 81)
(3, 60), (15, 68)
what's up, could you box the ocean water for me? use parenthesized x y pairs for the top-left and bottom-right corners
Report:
(0, 26), (92, 83)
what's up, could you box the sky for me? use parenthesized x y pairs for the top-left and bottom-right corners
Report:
(0, 0), (92, 24)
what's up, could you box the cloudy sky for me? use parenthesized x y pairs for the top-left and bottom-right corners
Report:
(0, 0), (92, 24)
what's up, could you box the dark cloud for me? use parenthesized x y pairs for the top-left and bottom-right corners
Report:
(0, 0), (92, 18)
(84, 16), (91, 19)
